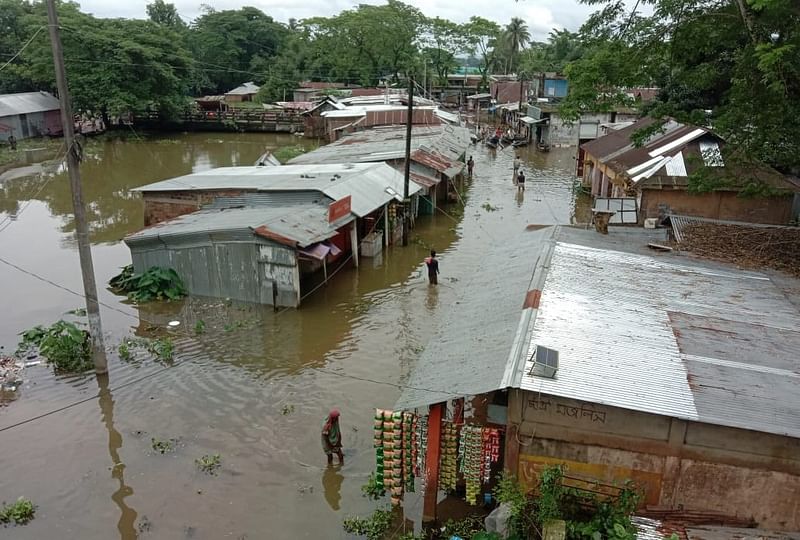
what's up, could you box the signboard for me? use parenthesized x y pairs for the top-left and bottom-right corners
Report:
(528, 105), (542, 120)
(328, 195), (351, 223)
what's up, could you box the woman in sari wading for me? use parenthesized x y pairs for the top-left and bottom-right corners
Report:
(322, 409), (344, 464)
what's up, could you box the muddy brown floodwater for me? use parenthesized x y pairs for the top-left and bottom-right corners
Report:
(0, 132), (589, 539)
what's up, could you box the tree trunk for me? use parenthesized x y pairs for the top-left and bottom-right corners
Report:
(733, 0), (758, 45)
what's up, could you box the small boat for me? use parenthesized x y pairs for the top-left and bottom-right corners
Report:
(537, 143), (551, 152)
(485, 136), (499, 149)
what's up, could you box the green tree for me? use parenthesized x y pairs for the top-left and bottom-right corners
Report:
(421, 17), (467, 84)
(464, 16), (502, 90)
(303, 1), (422, 85)
(564, 0), (800, 176)
(188, 7), (288, 93)
(18, 2), (192, 120)
(502, 17), (531, 73)
(146, 0), (184, 28)
(0, 0), (36, 93)
(521, 29), (583, 74)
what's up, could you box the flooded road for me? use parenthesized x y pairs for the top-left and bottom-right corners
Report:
(0, 132), (588, 539)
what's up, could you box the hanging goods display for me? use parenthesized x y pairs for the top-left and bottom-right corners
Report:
(414, 414), (428, 492)
(459, 425), (483, 505)
(438, 421), (458, 492)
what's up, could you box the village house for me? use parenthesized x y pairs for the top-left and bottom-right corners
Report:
(125, 202), (354, 308)
(0, 91), (62, 142)
(224, 81), (260, 102)
(579, 117), (800, 225)
(288, 124), (471, 215)
(395, 225), (800, 532)
(133, 161), (421, 252)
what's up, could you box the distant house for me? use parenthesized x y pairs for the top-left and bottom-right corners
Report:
(224, 82), (260, 102)
(0, 91), (62, 141)
(490, 80), (529, 106)
(540, 73), (568, 99)
(580, 117), (800, 225)
(288, 124), (471, 215)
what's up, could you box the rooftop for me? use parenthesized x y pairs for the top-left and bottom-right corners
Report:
(133, 162), (421, 218)
(225, 82), (260, 96)
(125, 203), (351, 248)
(581, 117), (798, 192)
(398, 226), (800, 440)
(0, 91), (60, 117)
(287, 125), (470, 166)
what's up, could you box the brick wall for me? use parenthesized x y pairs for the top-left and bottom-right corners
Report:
(142, 190), (246, 226)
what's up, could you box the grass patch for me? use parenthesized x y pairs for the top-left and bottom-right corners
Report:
(151, 437), (177, 454)
(195, 454), (222, 475)
(0, 138), (63, 168)
(0, 498), (35, 525)
(272, 145), (309, 164)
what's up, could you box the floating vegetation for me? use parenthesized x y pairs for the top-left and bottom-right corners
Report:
(195, 454), (222, 475)
(151, 437), (177, 454)
(109, 265), (187, 303)
(17, 321), (92, 373)
(0, 498), (35, 525)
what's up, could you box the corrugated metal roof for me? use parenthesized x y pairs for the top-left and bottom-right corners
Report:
(519, 234), (800, 439)
(0, 91), (60, 117)
(133, 162), (420, 218)
(125, 204), (351, 248)
(287, 125), (470, 166)
(398, 225), (800, 438)
(225, 82), (259, 95)
(394, 227), (556, 410)
(411, 147), (465, 178)
(667, 214), (798, 244)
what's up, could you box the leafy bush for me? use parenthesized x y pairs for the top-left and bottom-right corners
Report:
(147, 337), (174, 361)
(17, 321), (92, 372)
(110, 265), (187, 302)
(342, 506), (394, 540)
(272, 145), (308, 164)
(0, 498), (35, 525)
(360, 472), (386, 500)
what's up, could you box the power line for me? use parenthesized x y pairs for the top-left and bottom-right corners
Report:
(0, 25), (47, 73)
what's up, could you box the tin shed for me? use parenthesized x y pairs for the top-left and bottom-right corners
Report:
(124, 204), (353, 307)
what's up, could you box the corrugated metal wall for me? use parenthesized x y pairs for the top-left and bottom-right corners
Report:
(130, 237), (300, 307)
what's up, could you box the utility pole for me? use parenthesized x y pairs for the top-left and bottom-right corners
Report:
(46, 0), (108, 374)
(402, 75), (414, 247)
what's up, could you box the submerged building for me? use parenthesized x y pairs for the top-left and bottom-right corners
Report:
(128, 162), (422, 307)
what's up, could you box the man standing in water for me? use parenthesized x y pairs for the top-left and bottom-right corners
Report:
(322, 409), (344, 465)
(425, 250), (440, 285)
(467, 156), (474, 177)
(512, 155), (521, 183)
(517, 170), (526, 192)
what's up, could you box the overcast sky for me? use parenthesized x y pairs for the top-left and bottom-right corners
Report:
(76, 0), (605, 42)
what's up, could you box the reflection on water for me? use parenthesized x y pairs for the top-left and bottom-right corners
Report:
(97, 374), (138, 540)
(323, 465), (344, 511)
(0, 134), (587, 539)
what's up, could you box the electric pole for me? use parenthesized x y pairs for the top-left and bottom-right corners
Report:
(46, 0), (108, 374)
(402, 75), (414, 247)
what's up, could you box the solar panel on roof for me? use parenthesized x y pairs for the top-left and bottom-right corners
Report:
(531, 345), (559, 379)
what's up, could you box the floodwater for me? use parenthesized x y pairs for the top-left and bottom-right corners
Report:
(0, 132), (589, 539)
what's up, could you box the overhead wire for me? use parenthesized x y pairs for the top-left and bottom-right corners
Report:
(0, 25), (47, 73)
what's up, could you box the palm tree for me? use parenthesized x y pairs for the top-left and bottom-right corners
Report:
(503, 17), (531, 74)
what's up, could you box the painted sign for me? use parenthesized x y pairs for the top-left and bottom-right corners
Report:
(328, 195), (351, 223)
(518, 454), (662, 506)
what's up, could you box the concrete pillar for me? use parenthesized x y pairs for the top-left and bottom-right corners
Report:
(350, 224), (359, 268)
(600, 172), (609, 198)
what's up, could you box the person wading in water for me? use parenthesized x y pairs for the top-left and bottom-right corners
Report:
(425, 250), (440, 285)
(322, 409), (344, 465)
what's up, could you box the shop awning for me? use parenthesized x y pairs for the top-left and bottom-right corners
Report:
(298, 243), (342, 260)
(520, 116), (546, 125)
